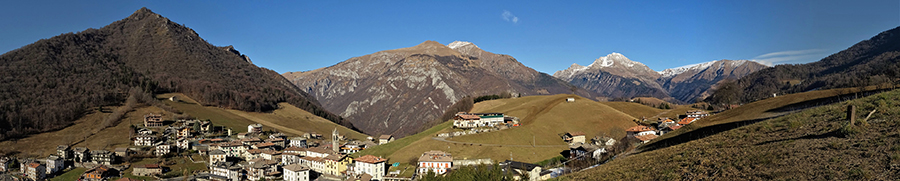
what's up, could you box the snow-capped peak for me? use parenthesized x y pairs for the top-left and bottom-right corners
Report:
(589, 52), (643, 68)
(657, 60), (754, 77)
(448, 41), (477, 49)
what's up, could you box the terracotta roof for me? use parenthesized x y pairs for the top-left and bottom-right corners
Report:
(668, 125), (683, 130)
(301, 156), (325, 162)
(569, 132), (585, 136)
(379, 135), (393, 139)
(634, 134), (658, 141)
(418, 150), (452, 162)
(27, 163), (40, 168)
(355, 155), (386, 164)
(626, 125), (656, 132)
(678, 117), (696, 125)
(283, 147), (307, 152)
(283, 164), (309, 172)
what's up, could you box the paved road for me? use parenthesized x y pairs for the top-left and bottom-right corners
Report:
(430, 137), (568, 148)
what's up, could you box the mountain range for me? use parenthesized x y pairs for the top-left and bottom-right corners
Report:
(553, 53), (769, 103)
(719, 26), (900, 103)
(283, 41), (595, 137)
(0, 8), (353, 140)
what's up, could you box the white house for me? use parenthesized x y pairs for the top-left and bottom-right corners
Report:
(626, 125), (657, 136)
(354, 155), (386, 180)
(23, 162), (45, 181)
(378, 135), (394, 145)
(290, 137), (308, 148)
(209, 149), (227, 164)
(417, 150), (453, 175)
(134, 134), (156, 146)
(566, 98), (575, 102)
(155, 144), (171, 157)
(248, 124), (263, 133)
(46, 155), (64, 174)
(210, 162), (242, 181)
(686, 110), (710, 118)
(283, 164), (310, 181)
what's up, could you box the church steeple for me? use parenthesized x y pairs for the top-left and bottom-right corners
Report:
(332, 128), (339, 153)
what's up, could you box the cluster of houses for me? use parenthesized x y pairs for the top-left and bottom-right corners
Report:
(451, 112), (519, 129)
(561, 132), (617, 161)
(626, 109), (711, 143)
(2, 145), (125, 181)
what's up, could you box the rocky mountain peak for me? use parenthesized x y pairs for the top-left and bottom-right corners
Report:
(448, 41), (477, 49)
(393, 40), (458, 56)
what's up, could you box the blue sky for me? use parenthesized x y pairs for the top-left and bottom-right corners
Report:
(1, 1), (897, 74)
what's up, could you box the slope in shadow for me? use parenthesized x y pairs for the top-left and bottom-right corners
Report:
(637, 116), (777, 153)
(765, 88), (896, 113)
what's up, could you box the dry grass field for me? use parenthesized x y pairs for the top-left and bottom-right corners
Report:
(355, 94), (640, 177)
(562, 88), (900, 180)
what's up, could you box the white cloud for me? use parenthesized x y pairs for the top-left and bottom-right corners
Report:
(502, 10), (519, 23)
(751, 49), (828, 66)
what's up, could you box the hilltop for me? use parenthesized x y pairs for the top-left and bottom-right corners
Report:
(0, 7), (354, 140)
(565, 88), (900, 180)
(353, 94), (636, 177)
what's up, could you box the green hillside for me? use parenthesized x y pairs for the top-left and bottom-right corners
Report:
(355, 94), (638, 177)
(563, 88), (900, 180)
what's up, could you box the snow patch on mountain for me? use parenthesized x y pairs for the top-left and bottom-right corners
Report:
(448, 41), (476, 49)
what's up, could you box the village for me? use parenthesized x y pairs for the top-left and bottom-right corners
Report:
(0, 100), (710, 181)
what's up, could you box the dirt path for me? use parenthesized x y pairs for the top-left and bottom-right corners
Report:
(431, 137), (568, 148)
(226, 110), (308, 137)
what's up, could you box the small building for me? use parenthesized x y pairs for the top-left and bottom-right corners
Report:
(678, 117), (697, 125)
(354, 155), (386, 180)
(209, 149), (227, 164)
(178, 127), (192, 138)
(378, 135), (394, 145)
(626, 125), (657, 136)
(209, 162), (242, 181)
(417, 150), (453, 175)
(566, 97), (575, 102)
(248, 123), (263, 133)
(0, 157), (9, 172)
(24, 162), (46, 181)
(57, 145), (71, 160)
(132, 164), (163, 176)
(144, 113), (164, 127)
(686, 110), (710, 118)
(114, 147), (129, 158)
(46, 155), (65, 174)
(500, 160), (542, 181)
(73, 147), (90, 163)
(134, 134), (157, 146)
(83, 165), (117, 181)
(177, 138), (191, 150)
(564, 132), (586, 144)
(452, 113), (482, 129)
(90, 150), (115, 165)
(156, 144), (171, 157)
(289, 137), (308, 148)
(199, 120), (212, 133)
(283, 164), (311, 181)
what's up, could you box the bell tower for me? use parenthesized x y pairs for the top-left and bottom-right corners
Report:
(332, 128), (339, 153)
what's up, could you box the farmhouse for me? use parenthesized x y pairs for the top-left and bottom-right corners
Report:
(417, 150), (453, 175)
(132, 164), (162, 176)
(378, 135), (394, 145)
(452, 112), (508, 129)
(563, 132), (587, 144)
